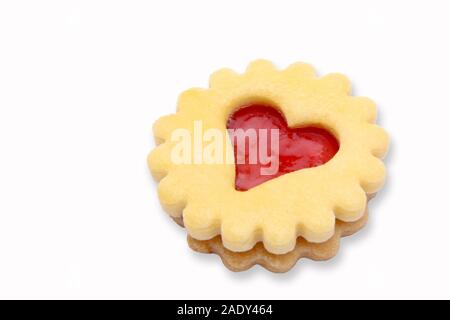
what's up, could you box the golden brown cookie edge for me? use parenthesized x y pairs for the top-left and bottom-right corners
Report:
(187, 210), (368, 273)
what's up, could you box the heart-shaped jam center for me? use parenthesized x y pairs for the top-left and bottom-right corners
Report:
(227, 105), (339, 191)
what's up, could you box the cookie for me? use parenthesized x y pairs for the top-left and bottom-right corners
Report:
(148, 60), (389, 272)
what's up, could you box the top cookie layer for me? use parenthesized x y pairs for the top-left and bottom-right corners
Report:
(148, 60), (389, 254)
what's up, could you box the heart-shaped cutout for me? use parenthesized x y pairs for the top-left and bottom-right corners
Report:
(227, 105), (339, 191)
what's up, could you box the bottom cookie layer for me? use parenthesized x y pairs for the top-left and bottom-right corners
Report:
(187, 210), (368, 273)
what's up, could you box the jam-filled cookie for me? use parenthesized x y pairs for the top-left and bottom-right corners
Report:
(148, 60), (389, 272)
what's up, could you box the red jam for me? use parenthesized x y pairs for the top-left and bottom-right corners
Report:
(227, 105), (339, 191)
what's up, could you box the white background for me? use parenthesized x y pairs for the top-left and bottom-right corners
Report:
(0, 0), (449, 300)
